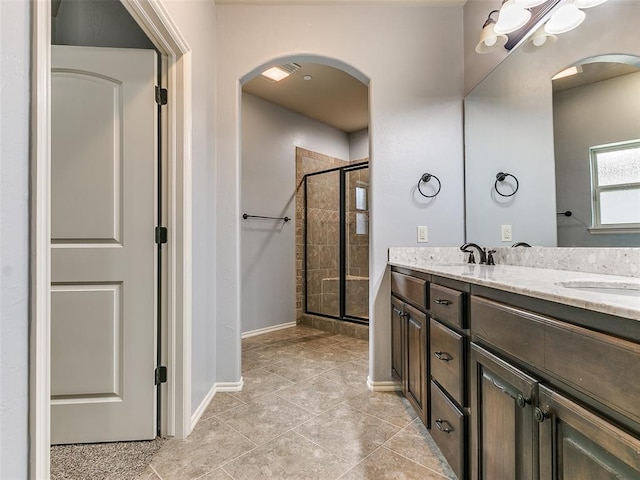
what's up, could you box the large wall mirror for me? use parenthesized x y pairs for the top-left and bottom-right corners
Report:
(465, 0), (640, 247)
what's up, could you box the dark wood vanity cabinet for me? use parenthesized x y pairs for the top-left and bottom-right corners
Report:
(537, 385), (640, 479)
(389, 266), (640, 480)
(429, 282), (469, 480)
(390, 296), (405, 384)
(405, 304), (428, 425)
(470, 295), (640, 480)
(390, 269), (429, 425)
(470, 344), (538, 480)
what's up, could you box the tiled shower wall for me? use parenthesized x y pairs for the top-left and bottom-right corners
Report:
(295, 147), (369, 321)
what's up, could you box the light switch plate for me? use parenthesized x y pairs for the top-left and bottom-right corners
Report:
(501, 224), (513, 242)
(417, 226), (428, 243)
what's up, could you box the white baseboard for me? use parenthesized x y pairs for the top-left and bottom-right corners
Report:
(241, 322), (296, 339)
(216, 378), (244, 392)
(367, 376), (401, 392)
(190, 377), (244, 430)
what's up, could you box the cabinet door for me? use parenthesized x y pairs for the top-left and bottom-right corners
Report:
(471, 344), (538, 480)
(406, 304), (428, 425)
(391, 296), (406, 386)
(538, 385), (640, 480)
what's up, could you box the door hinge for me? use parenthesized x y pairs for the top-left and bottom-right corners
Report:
(155, 86), (168, 106)
(155, 366), (168, 385)
(155, 226), (168, 244)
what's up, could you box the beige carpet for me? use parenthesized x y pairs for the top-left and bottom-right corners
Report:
(51, 437), (165, 480)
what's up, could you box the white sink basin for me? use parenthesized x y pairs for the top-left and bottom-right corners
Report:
(555, 280), (640, 297)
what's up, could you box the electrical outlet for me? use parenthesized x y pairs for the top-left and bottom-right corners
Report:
(501, 224), (513, 242)
(417, 226), (428, 243)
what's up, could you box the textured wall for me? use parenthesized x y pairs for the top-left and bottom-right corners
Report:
(0, 0), (30, 477)
(217, 4), (464, 384)
(241, 95), (350, 334)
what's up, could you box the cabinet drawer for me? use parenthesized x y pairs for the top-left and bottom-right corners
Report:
(471, 296), (640, 426)
(430, 284), (464, 328)
(430, 318), (465, 406)
(470, 296), (545, 370)
(430, 381), (465, 480)
(391, 272), (427, 308)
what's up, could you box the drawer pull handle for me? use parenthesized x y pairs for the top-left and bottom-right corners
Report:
(534, 407), (549, 423)
(392, 307), (403, 316)
(435, 418), (453, 433)
(434, 299), (452, 306)
(486, 374), (530, 408)
(434, 351), (453, 362)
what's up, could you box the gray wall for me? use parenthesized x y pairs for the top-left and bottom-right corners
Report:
(53, 0), (154, 48)
(554, 71), (640, 246)
(160, 0), (219, 415)
(348, 128), (369, 161)
(0, 0), (30, 477)
(216, 4), (465, 385)
(241, 93), (350, 334)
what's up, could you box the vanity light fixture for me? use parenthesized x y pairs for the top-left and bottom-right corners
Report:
(260, 63), (301, 82)
(494, 0), (532, 34)
(515, 0), (547, 8)
(476, 0), (609, 54)
(522, 25), (557, 51)
(574, 0), (608, 8)
(544, 1), (586, 35)
(475, 10), (509, 54)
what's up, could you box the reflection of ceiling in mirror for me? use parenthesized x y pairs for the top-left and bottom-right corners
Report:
(552, 62), (640, 92)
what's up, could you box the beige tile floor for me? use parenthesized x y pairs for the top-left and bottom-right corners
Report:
(140, 325), (456, 480)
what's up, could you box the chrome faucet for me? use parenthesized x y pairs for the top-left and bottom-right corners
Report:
(460, 243), (487, 264)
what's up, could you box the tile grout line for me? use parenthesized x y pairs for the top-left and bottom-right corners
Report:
(380, 446), (455, 479)
(335, 443), (383, 479)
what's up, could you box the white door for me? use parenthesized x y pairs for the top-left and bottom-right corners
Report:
(51, 45), (158, 444)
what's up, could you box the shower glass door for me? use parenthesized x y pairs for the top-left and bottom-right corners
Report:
(345, 166), (369, 319)
(304, 162), (369, 324)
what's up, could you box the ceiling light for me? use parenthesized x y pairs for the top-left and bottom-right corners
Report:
(475, 11), (508, 54)
(303, 75), (312, 81)
(494, 0), (532, 35)
(574, 0), (608, 8)
(544, 2), (586, 34)
(261, 67), (291, 82)
(551, 64), (583, 80)
(260, 63), (301, 82)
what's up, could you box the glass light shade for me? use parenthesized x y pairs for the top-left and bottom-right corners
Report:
(522, 27), (557, 52)
(475, 22), (508, 54)
(494, 1), (532, 34)
(515, 0), (547, 8)
(544, 3), (586, 34)
(575, 0), (608, 8)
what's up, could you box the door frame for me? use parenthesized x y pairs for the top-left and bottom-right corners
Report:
(30, 1), (193, 478)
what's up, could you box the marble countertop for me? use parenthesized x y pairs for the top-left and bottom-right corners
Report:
(388, 261), (640, 322)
